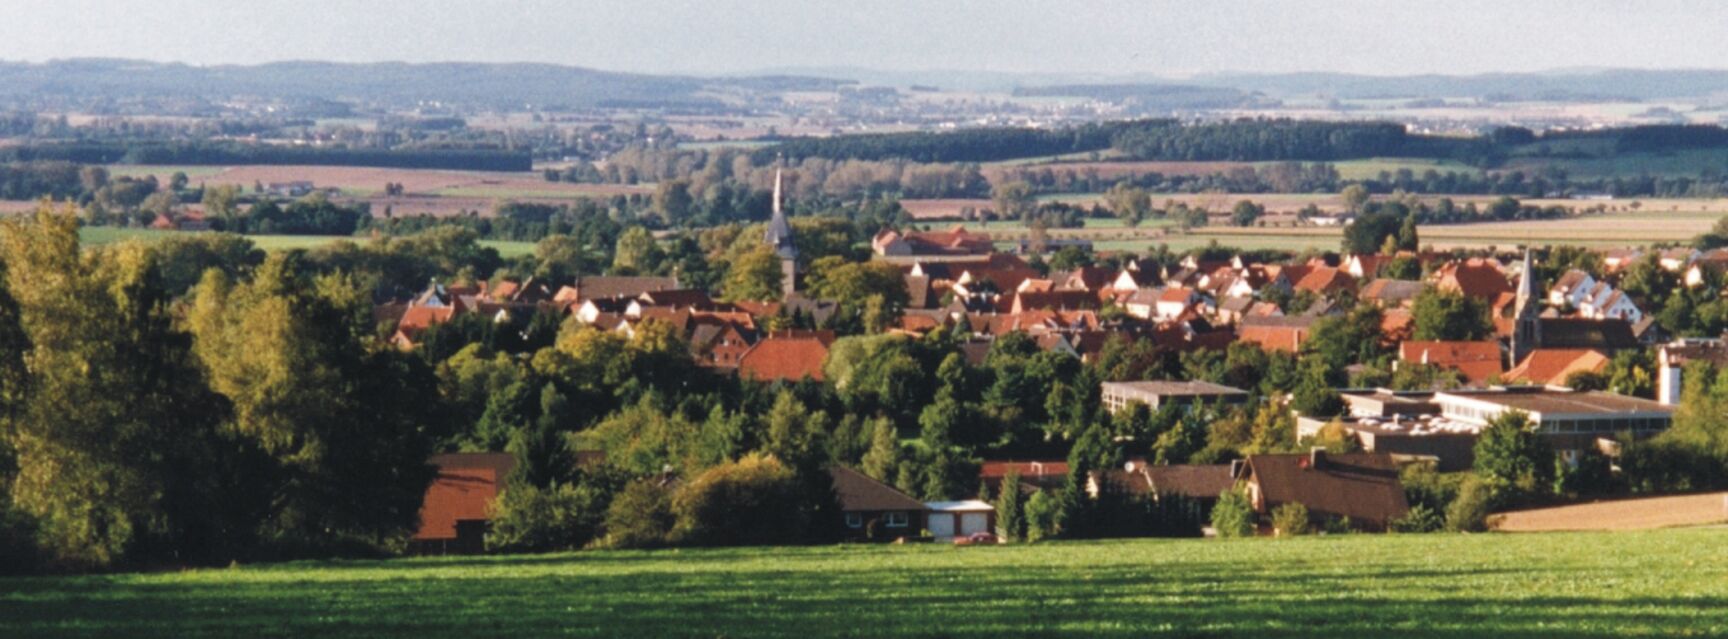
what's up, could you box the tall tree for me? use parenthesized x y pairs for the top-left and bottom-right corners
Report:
(189, 253), (446, 551)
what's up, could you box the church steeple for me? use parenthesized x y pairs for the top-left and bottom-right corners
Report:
(1511, 246), (1542, 368)
(763, 167), (798, 297)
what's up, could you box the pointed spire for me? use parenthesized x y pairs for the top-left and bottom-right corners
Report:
(764, 166), (797, 259)
(772, 168), (783, 217)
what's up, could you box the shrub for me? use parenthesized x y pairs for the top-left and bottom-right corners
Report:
(1209, 489), (1257, 538)
(1445, 476), (1495, 533)
(669, 454), (807, 547)
(597, 480), (674, 549)
(1390, 504), (1444, 533)
(486, 482), (611, 553)
(1270, 502), (1311, 537)
(1023, 489), (1059, 542)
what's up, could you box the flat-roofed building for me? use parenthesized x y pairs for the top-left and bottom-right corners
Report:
(1100, 380), (1250, 414)
(1432, 387), (1674, 449)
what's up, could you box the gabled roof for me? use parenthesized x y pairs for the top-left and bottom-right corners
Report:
(1141, 464), (1235, 500)
(1243, 453), (1409, 527)
(1293, 267), (1356, 295)
(1360, 279), (1425, 305)
(1505, 349), (1610, 385)
(1434, 260), (1513, 300)
(573, 276), (680, 301)
(738, 335), (831, 381)
(828, 466), (925, 512)
(1399, 340), (1504, 384)
(1538, 318), (1640, 350)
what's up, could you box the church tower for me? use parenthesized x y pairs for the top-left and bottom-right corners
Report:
(1511, 246), (1542, 367)
(763, 168), (798, 297)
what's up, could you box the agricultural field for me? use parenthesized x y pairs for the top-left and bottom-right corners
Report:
(2, 529), (1724, 638)
(1323, 157), (1484, 181)
(76, 227), (536, 258)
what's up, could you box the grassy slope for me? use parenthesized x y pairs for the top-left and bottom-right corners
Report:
(77, 227), (536, 259)
(2, 530), (1723, 638)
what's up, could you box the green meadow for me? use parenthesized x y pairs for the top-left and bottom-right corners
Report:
(2, 529), (1723, 638)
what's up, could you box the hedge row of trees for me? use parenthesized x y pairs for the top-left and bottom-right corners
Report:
(0, 143), (531, 171)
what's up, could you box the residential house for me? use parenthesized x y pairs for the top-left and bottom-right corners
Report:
(1236, 452), (1410, 532)
(1657, 337), (1728, 405)
(1360, 279), (1424, 309)
(1504, 349), (1610, 386)
(1238, 315), (1318, 352)
(1397, 340), (1503, 385)
(1433, 259), (1512, 301)
(872, 225), (994, 257)
(737, 331), (834, 382)
(569, 275), (681, 302)
(830, 466), (926, 541)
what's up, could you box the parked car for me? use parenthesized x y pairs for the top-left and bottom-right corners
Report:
(954, 532), (998, 546)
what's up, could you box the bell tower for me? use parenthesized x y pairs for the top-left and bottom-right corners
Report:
(763, 168), (798, 297)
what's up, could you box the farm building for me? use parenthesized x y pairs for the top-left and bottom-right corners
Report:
(411, 453), (515, 555)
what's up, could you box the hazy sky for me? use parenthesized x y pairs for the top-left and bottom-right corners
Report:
(1, 0), (1724, 77)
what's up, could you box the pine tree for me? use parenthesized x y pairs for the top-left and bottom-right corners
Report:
(994, 467), (1024, 541)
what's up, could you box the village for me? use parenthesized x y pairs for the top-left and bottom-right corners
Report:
(397, 172), (1722, 552)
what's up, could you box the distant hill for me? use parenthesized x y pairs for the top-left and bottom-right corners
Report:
(0, 59), (851, 112)
(1010, 84), (1252, 109)
(1185, 69), (1728, 101)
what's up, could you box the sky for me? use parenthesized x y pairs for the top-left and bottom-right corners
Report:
(1, 0), (1724, 78)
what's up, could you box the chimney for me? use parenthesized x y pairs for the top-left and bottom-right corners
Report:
(1309, 447), (1327, 470)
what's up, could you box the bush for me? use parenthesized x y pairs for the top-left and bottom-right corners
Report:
(669, 454), (808, 547)
(1270, 502), (1311, 537)
(486, 481), (612, 553)
(1390, 504), (1444, 533)
(1209, 489), (1257, 538)
(1445, 476), (1495, 533)
(1400, 464), (1465, 513)
(1023, 489), (1059, 542)
(598, 480), (674, 549)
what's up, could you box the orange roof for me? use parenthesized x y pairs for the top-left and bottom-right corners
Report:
(1380, 309), (1414, 343)
(1399, 340), (1503, 384)
(1505, 349), (1611, 386)
(1238, 325), (1307, 352)
(1435, 261), (1513, 300)
(397, 305), (456, 333)
(739, 337), (831, 382)
(1293, 267), (1356, 294)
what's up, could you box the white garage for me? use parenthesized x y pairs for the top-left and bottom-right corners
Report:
(925, 500), (996, 540)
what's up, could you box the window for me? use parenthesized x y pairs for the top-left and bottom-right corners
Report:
(885, 512), (909, 528)
(845, 513), (863, 529)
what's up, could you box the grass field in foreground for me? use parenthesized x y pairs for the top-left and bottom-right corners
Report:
(2, 529), (1723, 638)
(77, 227), (537, 259)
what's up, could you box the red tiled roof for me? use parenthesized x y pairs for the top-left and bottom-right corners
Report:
(1435, 261), (1513, 300)
(1399, 340), (1504, 384)
(1505, 349), (1610, 385)
(739, 336), (831, 382)
(1239, 324), (1308, 352)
